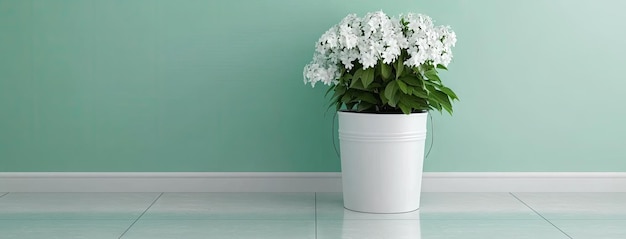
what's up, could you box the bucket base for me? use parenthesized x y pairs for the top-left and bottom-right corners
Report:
(343, 206), (420, 214)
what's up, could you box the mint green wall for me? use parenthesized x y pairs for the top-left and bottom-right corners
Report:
(1, 0), (625, 172)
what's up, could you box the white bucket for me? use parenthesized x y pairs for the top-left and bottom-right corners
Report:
(338, 111), (427, 213)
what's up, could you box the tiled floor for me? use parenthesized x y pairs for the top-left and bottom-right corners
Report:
(0, 192), (625, 239)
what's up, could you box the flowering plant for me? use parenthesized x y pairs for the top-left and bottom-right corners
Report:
(303, 11), (458, 114)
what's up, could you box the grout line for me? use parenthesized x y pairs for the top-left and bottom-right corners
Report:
(0, 192), (9, 198)
(118, 192), (163, 239)
(509, 192), (573, 239)
(315, 192), (318, 239)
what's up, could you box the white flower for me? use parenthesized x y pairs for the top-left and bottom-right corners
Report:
(339, 48), (359, 70)
(303, 11), (456, 87)
(303, 52), (341, 87)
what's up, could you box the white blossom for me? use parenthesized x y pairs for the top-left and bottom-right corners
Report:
(303, 11), (456, 87)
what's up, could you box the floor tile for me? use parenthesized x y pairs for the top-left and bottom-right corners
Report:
(513, 193), (626, 219)
(122, 220), (314, 239)
(317, 193), (539, 220)
(551, 220), (626, 239)
(317, 219), (570, 239)
(142, 193), (314, 220)
(419, 192), (540, 219)
(0, 219), (132, 239)
(0, 193), (159, 219)
(317, 219), (422, 239)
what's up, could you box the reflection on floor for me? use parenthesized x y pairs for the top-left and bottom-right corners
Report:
(0, 192), (625, 238)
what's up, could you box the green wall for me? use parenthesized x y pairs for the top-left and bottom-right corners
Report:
(1, 0), (625, 172)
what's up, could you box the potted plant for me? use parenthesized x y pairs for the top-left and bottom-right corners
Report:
(303, 11), (458, 213)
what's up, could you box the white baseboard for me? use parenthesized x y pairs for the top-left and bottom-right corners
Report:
(422, 172), (626, 192)
(0, 172), (625, 192)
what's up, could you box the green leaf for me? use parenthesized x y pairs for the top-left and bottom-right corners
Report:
(424, 69), (441, 82)
(429, 101), (442, 112)
(395, 55), (404, 78)
(426, 85), (453, 115)
(379, 91), (389, 105)
(361, 68), (375, 88)
(415, 71), (424, 80)
(412, 87), (428, 98)
(357, 102), (374, 112)
(397, 80), (409, 94)
(349, 82), (374, 92)
(381, 63), (392, 80)
(328, 93), (341, 107)
(412, 66), (421, 74)
(399, 75), (421, 87)
(350, 69), (364, 88)
(389, 88), (405, 107)
(440, 86), (459, 101)
(324, 84), (336, 98)
(400, 94), (428, 110)
(339, 73), (352, 84)
(350, 77), (362, 88)
(387, 98), (399, 107)
(423, 80), (442, 87)
(384, 81), (398, 103)
(331, 85), (346, 100)
(398, 102), (411, 115)
(368, 82), (382, 89)
(436, 64), (448, 70)
(406, 86), (413, 95)
(353, 68), (363, 81)
(424, 64), (435, 72)
(341, 92), (353, 104)
(357, 92), (379, 104)
(346, 102), (356, 111)
(335, 101), (342, 111)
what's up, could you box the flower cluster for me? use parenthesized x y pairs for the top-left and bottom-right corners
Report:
(303, 11), (456, 87)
